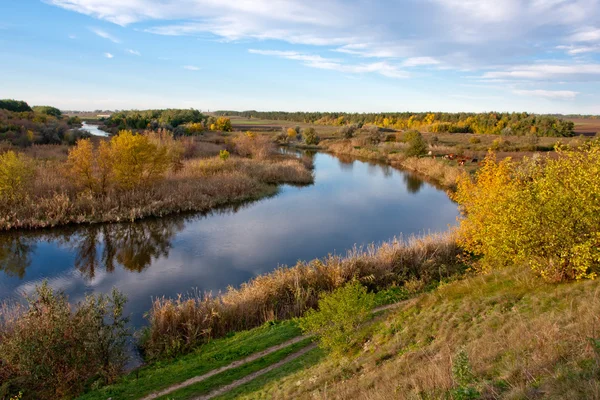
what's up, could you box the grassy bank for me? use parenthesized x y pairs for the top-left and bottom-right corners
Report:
(233, 267), (600, 399)
(142, 233), (462, 359)
(0, 132), (313, 231)
(77, 321), (302, 400)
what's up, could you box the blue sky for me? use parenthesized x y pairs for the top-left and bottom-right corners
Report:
(1, 0), (600, 113)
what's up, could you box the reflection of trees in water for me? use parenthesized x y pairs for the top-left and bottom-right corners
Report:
(403, 173), (425, 194)
(0, 235), (35, 279)
(0, 195), (272, 282)
(337, 155), (354, 171)
(68, 218), (186, 280)
(0, 217), (186, 282)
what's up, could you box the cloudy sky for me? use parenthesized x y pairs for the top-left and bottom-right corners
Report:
(1, 0), (600, 113)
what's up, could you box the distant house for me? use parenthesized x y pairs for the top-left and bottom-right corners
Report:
(97, 114), (111, 118)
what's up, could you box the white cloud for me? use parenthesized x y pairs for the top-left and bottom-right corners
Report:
(568, 27), (600, 42)
(126, 49), (141, 56)
(513, 89), (579, 99)
(90, 27), (121, 43)
(401, 57), (440, 67)
(104, 52), (114, 58)
(556, 44), (600, 54)
(183, 65), (200, 71)
(46, 0), (600, 78)
(482, 63), (600, 80)
(249, 49), (409, 78)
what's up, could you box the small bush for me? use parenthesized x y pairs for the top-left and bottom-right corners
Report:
(468, 136), (481, 144)
(303, 128), (320, 145)
(0, 283), (130, 399)
(339, 124), (358, 139)
(451, 348), (480, 399)
(219, 149), (230, 161)
(299, 281), (375, 355)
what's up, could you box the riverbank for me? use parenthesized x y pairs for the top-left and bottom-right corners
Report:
(321, 139), (463, 190)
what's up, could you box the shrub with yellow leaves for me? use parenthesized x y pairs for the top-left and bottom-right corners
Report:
(454, 141), (600, 281)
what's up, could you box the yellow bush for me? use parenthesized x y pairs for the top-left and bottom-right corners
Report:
(454, 143), (600, 281)
(186, 122), (204, 134)
(215, 117), (232, 132)
(0, 151), (33, 200)
(287, 127), (297, 139)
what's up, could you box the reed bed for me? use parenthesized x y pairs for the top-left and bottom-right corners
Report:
(0, 155), (313, 230)
(142, 233), (462, 359)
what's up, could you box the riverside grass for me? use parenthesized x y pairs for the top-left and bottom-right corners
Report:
(0, 155), (312, 231)
(142, 233), (462, 360)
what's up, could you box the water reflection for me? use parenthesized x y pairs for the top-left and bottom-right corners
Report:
(0, 152), (459, 329)
(403, 174), (425, 194)
(0, 235), (35, 279)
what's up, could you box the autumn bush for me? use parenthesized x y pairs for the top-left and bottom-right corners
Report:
(233, 133), (274, 159)
(454, 141), (600, 281)
(0, 283), (129, 399)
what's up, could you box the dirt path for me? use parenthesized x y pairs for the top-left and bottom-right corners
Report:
(141, 301), (404, 400)
(139, 336), (309, 400)
(191, 344), (318, 400)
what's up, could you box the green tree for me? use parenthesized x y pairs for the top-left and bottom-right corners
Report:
(32, 106), (62, 118)
(403, 130), (428, 157)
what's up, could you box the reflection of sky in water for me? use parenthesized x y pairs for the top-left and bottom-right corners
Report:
(0, 153), (459, 328)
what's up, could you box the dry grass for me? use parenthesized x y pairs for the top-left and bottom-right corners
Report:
(142, 233), (462, 360)
(0, 153), (313, 230)
(395, 157), (463, 189)
(241, 268), (600, 399)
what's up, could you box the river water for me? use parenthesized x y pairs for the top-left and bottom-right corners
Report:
(0, 152), (459, 328)
(80, 121), (109, 137)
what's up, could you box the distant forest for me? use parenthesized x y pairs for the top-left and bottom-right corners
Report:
(0, 100), (85, 146)
(216, 111), (576, 137)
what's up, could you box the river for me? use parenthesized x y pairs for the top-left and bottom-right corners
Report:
(0, 152), (459, 329)
(80, 121), (109, 137)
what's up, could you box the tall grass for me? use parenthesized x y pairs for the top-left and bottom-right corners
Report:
(142, 233), (462, 360)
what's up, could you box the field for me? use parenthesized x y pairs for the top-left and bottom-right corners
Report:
(568, 117), (600, 136)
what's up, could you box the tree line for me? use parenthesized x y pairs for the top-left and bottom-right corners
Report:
(103, 109), (207, 134)
(215, 110), (575, 137)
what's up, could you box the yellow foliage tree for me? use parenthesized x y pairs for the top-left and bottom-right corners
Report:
(109, 131), (171, 189)
(454, 143), (600, 281)
(0, 151), (33, 201)
(67, 138), (97, 193)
